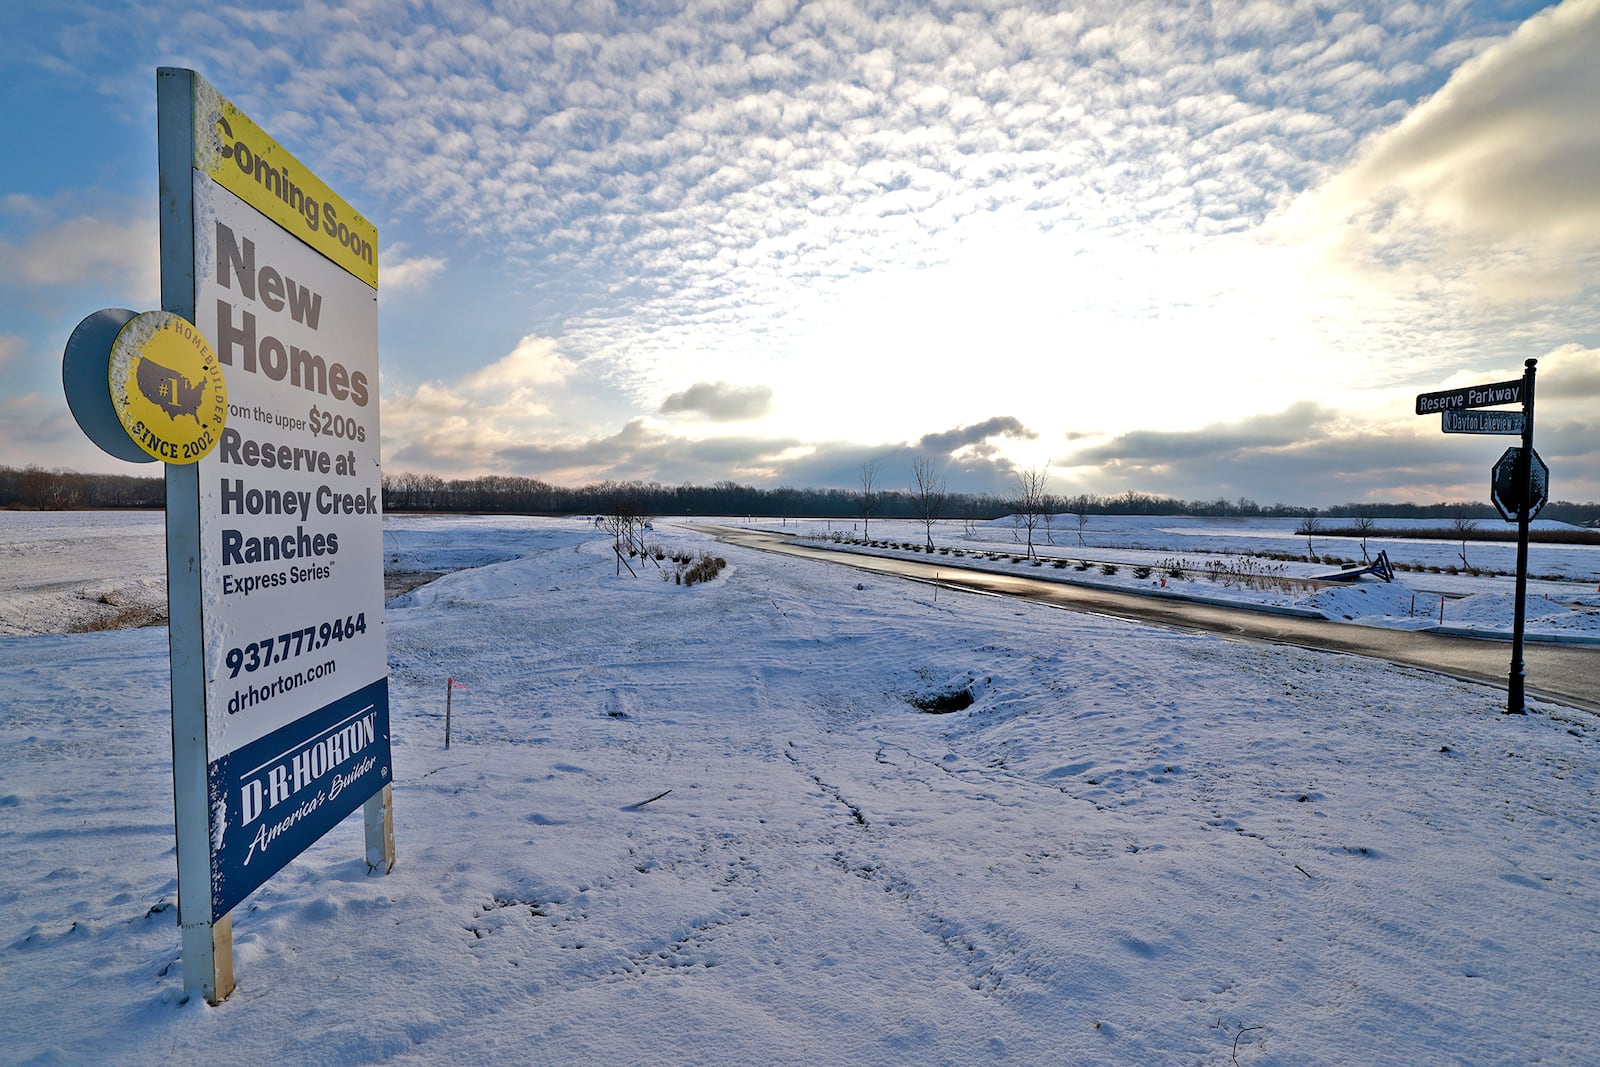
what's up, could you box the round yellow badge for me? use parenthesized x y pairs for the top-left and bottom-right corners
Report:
(108, 311), (228, 464)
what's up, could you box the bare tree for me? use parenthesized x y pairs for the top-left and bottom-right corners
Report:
(960, 502), (978, 537)
(1040, 491), (1060, 545)
(600, 485), (650, 574)
(1352, 510), (1376, 562)
(1067, 493), (1094, 547)
(1013, 465), (1051, 559)
(857, 460), (881, 539)
(1452, 510), (1478, 569)
(910, 458), (948, 551)
(1295, 509), (1321, 561)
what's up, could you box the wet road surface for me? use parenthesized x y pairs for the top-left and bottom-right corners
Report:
(693, 525), (1599, 716)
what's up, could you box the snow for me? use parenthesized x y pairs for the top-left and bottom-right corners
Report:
(762, 515), (1600, 639)
(3, 512), (1600, 1065)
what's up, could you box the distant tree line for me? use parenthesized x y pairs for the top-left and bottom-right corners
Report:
(0, 465), (166, 509)
(377, 471), (1015, 520)
(4, 463), (1598, 526)
(378, 475), (1600, 527)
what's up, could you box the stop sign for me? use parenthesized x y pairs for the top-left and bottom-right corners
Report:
(1491, 447), (1549, 522)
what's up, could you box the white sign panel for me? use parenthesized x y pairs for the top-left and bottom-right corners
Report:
(187, 95), (390, 919)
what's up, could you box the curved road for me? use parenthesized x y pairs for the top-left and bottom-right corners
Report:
(695, 525), (1600, 716)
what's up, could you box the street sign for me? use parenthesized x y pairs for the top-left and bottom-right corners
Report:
(1415, 378), (1523, 415)
(1442, 409), (1525, 435)
(1491, 447), (1549, 522)
(1416, 359), (1540, 714)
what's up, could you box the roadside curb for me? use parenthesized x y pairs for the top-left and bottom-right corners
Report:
(1423, 625), (1600, 647)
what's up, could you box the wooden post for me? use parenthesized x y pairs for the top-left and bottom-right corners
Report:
(364, 785), (396, 874)
(445, 678), (453, 749)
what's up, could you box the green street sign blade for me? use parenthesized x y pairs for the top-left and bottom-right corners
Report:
(1441, 409), (1526, 435)
(1415, 378), (1523, 415)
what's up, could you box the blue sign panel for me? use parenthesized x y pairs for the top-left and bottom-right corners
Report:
(208, 678), (391, 918)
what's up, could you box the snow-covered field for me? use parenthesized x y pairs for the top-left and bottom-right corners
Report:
(4, 513), (1600, 1064)
(5, 510), (1598, 640)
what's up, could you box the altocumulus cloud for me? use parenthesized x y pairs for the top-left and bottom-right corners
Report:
(379, 243), (447, 294)
(659, 381), (773, 421)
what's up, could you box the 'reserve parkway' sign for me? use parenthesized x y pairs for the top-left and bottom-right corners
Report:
(169, 68), (392, 920)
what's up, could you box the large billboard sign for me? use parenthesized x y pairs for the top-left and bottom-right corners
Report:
(64, 68), (394, 1003)
(171, 70), (393, 921)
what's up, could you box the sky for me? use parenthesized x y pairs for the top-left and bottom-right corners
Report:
(2, 0), (1598, 507)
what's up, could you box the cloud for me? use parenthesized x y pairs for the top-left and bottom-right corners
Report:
(381, 334), (584, 471)
(385, 395), (1032, 493)
(1054, 397), (1600, 507)
(1538, 344), (1600, 402)
(1069, 402), (1342, 467)
(774, 438), (1025, 496)
(916, 415), (1036, 455)
(489, 418), (806, 485)
(1289, 0), (1600, 300)
(0, 335), (21, 371)
(463, 334), (577, 394)
(379, 243), (447, 293)
(0, 211), (158, 301)
(659, 380), (773, 421)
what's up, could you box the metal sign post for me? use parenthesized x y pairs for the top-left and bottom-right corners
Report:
(1506, 360), (1538, 715)
(1415, 359), (1539, 715)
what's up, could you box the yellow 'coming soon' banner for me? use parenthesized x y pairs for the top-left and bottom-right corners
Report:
(191, 78), (379, 290)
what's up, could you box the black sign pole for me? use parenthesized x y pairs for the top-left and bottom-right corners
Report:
(1507, 358), (1537, 714)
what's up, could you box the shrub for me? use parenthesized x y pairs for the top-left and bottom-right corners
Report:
(72, 604), (168, 632)
(673, 552), (728, 586)
(1100, 563), (1119, 576)
(1132, 565), (1152, 579)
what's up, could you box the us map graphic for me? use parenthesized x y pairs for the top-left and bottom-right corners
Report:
(136, 356), (209, 424)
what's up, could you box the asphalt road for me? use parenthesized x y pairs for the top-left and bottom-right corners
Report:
(694, 525), (1600, 716)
